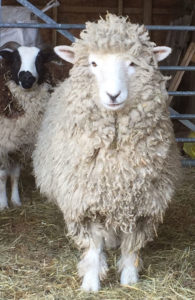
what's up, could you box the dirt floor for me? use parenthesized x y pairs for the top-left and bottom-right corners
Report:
(0, 168), (194, 300)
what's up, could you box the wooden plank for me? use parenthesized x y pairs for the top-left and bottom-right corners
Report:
(60, 6), (118, 13)
(52, 6), (58, 46)
(143, 0), (152, 25)
(60, 7), (141, 14)
(169, 42), (195, 102)
(118, 0), (123, 15)
(153, 8), (181, 15)
(191, 53), (195, 63)
(165, 13), (193, 67)
(59, 6), (180, 15)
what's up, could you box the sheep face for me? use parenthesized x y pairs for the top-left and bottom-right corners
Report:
(0, 46), (55, 89)
(88, 53), (134, 110)
(54, 45), (171, 111)
(17, 46), (40, 89)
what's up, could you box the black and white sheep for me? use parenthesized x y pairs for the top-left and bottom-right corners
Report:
(0, 42), (55, 209)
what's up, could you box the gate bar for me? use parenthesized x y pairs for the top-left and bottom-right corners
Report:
(176, 138), (195, 142)
(159, 66), (195, 71)
(182, 160), (195, 167)
(168, 91), (195, 96)
(146, 25), (195, 31)
(0, 22), (195, 32)
(16, 0), (75, 42)
(0, 23), (85, 30)
(171, 114), (195, 120)
(169, 108), (195, 132)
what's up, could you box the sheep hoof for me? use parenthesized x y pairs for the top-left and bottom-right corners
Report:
(0, 203), (9, 210)
(11, 198), (22, 207)
(13, 201), (22, 207)
(81, 273), (100, 292)
(120, 266), (139, 286)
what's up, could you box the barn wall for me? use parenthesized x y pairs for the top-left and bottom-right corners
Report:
(2, 0), (185, 46)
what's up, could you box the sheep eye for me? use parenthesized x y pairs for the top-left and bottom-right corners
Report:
(129, 62), (136, 67)
(91, 61), (97, 67)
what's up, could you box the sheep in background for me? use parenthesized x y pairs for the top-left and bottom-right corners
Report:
(33, 15), (181, 291)
(0, 42), (56, 209)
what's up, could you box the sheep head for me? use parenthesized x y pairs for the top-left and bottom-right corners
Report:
(54, 14), (172, 111)
(0, 43), (56, 89)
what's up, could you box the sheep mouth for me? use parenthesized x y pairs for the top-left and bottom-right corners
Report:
(104, 102), (125, 110)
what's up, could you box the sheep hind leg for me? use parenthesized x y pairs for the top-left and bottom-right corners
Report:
(10, 164), (21, 207)
(78, 224), (108, 292)
(0, 169), (8, 210)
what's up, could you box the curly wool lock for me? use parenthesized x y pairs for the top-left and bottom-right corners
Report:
(33, 14), (181, 291)
(72, 17), (159, 75)
(0, 81), (50, 168)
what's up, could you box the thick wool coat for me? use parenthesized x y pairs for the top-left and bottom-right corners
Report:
(0, 80), (51, 169)
(33, 15), (180, 251)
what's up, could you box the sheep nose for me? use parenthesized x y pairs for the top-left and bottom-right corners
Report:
(106, 91), (121, 102)
(18, 71), (36, 89)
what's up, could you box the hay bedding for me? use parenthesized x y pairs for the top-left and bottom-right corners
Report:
(0, 168), (194, 300)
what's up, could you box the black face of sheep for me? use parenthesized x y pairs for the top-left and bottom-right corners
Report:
(0, 43), (55, 89)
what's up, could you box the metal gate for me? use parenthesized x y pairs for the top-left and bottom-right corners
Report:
(0, 0), (194, 167)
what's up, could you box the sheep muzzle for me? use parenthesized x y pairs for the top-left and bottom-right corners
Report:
(18, 71), (36, 89)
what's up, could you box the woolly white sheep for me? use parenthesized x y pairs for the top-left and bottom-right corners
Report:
(0, 42), (55, 209)
(33, 15), (181, 291)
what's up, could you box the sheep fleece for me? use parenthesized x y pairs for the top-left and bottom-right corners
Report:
(0, 80), (51, 168)
(33, 15), (180, 251)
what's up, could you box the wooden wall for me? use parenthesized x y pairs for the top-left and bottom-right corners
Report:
(2, 0), (186, 46)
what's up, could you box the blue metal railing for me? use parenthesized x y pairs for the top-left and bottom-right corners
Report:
(169, 108), (195, 133)
(159, 66), (195, 71)
(17, 0), (75, 42)
(171, 114), (195, 120)
(0, 22), (195, 32)
(146, 25), (195, 31)
(182, 160), (195, 167)
(0, 0), (194, 166)
(0, 23), (85, 30)
(176, 138), (195, 142)
(168, 92), (195, 96)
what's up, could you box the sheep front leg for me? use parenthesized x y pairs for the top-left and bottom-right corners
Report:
(0, 169), (8, 209)
(78, 224), (108, 292)
(10, 164), (21, 207)
(118, 235), (140, 285)
(118, 251), (139, 285)
(79, 245), (102, 292)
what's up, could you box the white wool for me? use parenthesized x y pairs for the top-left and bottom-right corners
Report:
(33, 14), (181, 291)
(0, 80), (51, 208)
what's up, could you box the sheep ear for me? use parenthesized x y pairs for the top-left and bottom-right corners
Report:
(54, 46), (75, 64)
(153, 46), (172, 62)
(0, 50), (13, 64)
(38, 47), (57, 64)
